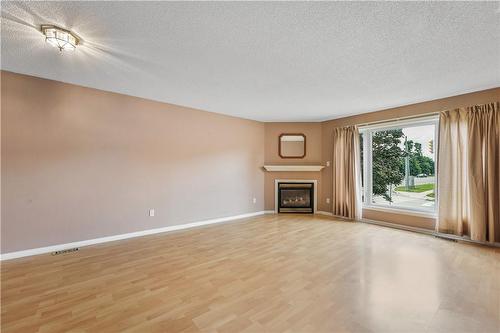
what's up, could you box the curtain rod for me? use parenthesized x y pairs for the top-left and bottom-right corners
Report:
(356, 110), (440, 128)
(356, 100), (498, 128)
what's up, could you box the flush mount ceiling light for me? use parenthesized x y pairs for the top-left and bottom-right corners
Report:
(41, 25), (79, 51)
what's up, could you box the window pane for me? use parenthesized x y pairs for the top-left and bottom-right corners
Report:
(370, 123), (436, 212)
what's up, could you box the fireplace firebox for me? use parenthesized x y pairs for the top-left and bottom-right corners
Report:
(278, 182), (314, 213)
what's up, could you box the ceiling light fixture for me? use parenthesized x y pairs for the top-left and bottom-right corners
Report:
(41, 25), (79, 52)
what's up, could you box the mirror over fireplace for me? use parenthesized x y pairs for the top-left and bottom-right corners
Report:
(279, 133), (306, 158)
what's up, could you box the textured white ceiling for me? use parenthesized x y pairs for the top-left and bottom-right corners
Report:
(1, 1), (499, 121)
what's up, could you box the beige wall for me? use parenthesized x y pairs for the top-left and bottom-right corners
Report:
(2, 70), (498, 252)
(1, 71), (265, 253)
(263, 123), (322, 210)
(263, 88), (499, 226)
(321, 87), (500, 228)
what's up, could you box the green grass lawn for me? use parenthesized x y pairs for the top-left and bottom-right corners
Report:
(395, 183), (434, 193)
(426, 192), (435, 198)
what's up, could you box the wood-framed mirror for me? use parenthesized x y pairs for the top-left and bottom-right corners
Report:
(279, 133), (306, 158)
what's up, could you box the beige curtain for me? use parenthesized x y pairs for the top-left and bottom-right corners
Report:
(437, 102), (500, 243)
(437, 109), (469, 236)
(332, 126), (362, 220)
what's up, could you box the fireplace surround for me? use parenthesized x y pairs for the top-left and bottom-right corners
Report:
(276, 181), (316, 213)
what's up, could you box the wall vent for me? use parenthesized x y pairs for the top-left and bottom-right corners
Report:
(52, 248), (79, 255)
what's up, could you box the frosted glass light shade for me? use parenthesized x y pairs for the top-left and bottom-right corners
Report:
(41, 25), (78, 51)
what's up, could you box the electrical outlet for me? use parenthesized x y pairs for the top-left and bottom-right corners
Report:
(326, 161), (331, 167)
(326, 198), (330, 204)
(253, 197), (257, 204)
(149, 209), (155, 217)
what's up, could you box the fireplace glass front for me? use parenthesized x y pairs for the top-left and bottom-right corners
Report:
(278, 182), (314, 213)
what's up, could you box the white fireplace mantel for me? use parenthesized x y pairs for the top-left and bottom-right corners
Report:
(263, 165), (324, 172)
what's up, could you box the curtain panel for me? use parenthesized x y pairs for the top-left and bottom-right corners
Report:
(437, 102), (500, 243)
(332, 126), (362, 220)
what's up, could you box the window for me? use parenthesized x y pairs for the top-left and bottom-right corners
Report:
(360, 116), (438, 214)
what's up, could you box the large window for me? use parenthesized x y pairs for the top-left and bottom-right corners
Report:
(360, 117), (438, 214)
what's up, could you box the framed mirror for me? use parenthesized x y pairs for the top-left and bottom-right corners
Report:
(279, 133), (306, 158)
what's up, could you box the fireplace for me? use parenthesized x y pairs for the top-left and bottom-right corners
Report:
(278, 182), (314, 213)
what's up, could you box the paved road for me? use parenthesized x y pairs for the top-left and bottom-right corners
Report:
(372, 176), (435, 211)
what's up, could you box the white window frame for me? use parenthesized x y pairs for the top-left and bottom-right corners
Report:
(359, 116), (439, 217)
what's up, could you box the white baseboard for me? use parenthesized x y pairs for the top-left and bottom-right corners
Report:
(360, 218), (434, 235)
(316, 211), (356, 222)
(316, 210), (333, 216)
(0, 211), (267, 261)
(361, 218), (500, 248)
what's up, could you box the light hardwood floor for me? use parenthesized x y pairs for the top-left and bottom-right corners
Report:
(1, 214), (499, 333)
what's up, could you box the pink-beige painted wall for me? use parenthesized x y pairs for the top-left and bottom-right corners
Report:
(321, 87), (500, 229)
(1, 71), (265, 253)
(2, 71), (498, 252)
(263, 123), (322, 211)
